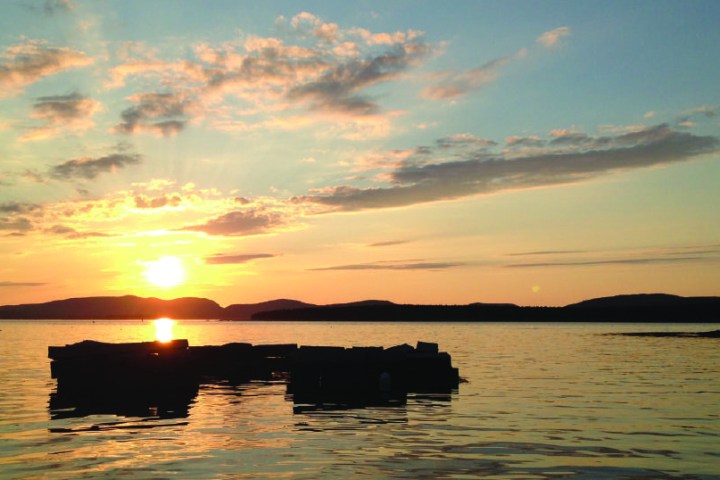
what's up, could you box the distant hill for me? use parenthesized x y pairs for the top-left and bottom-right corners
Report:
(223, 299), (316, 321)
(562, 293), (720, 322)
(0, 293), (718, 322)
(567, 293), (720, 308)
(0, 295), (224, 320)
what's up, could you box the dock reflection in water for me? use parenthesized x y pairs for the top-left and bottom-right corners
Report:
(49, 383), (199, 420)
(47, 339), (459, 425)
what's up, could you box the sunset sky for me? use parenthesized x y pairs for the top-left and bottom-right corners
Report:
(1, 0), (719, 307)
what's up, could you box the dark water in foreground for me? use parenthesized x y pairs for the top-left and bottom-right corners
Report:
(0, 321), (718, 479)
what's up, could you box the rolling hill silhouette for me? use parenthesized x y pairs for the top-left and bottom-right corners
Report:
(0, 293), (718, 322)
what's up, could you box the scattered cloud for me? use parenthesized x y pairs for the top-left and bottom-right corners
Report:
(0, 40), (92, 96)
(0, 281), (47, 287)
(368, 240), (410, 247)
(24, 0), (75, 15)
(676, 104), (719, 128)
(423, 53), (518, 100)
(42, 0), (74, 14)
(0, 217), (33, 231)
(114, 92), (192, 136)
(507, 250), (585, 257)
(205, 253), (276, 265)
(312, 260), (463, 271)
(20, 92), (100, 141)
(0, 202), (42, 214)
(45, 224), (110, 239)
(50, 152), (142, 180)
(0, 203), (40, 233)
(537, 26), (571, 48)
(505, 135), (545, 147)
(504, 244), (720, 268)
(423, 25), (569, 101)
(103, 13), (434, 136)
(296, 124), (719, 212)
(134, 193), (182, 209)
(286, 41), (432, 115)
(506, 256), (710, 268)
(182, 209), (286, 236)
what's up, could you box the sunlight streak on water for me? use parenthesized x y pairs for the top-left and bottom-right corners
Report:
(153, 318), (175, 343)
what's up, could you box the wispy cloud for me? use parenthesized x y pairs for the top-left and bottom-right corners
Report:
(114, 92), (191, 136)
(312, 260), (463, 271)
(286, 41), (432, 115)
(44, 0), (74, 14)
(0, 281), (47, 287)
(507, 249), (585, 257)
(296, 124), (719, 211)
(368, 240), (411, 247)
(50, 152), (142, 180)
(20, 92), (100, 141)
(134, 193), (182, 209)
(182, 209), (286, 236)
(423, 52), (519, 100)
(0, 40), (92, 96)
(0, 217), (33, 231)
(45, 224), (110, 239)
(24, 0), (75, 15)
(423, 25), (570, 101)
(506, 256), (711, 268)
(505, 244), (720, 268)
(537, 27), (571, 48)
(0, 202), (42, 214)
(205, 253), (276, 265)
(0, 202), (41, 233)
(105, 13), (434, 137)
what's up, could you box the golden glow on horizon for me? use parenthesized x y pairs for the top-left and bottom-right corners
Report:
(143, 256), (186, 288)
(154, 318), (175, 343)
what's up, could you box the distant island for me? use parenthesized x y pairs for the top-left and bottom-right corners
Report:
(0, 293), (719, 322)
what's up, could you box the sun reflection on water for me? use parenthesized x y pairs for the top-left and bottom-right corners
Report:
(154, 318), (175, 343)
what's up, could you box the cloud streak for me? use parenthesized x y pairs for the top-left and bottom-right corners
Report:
(205, 253), (276, 265)
(106, 13), (434, 137)
(182, 209), (285, 236)
(287, 41), (432, 115)
(114, 92), (191, 136)
(21, 92), (100, 141)
(312, 261), (463, 271)
(423, 53), (519, 100)
(0, 281), (47, 287)
(0, 40), (92, 96)
(506, 256), (712, 268)
(297, 125), (719, 211)
(537, 27), (571, 48)
(50, 152), (142, 180)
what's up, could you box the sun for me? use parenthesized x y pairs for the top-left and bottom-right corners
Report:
(143, 256), (186, 288)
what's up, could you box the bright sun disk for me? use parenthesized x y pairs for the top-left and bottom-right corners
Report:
(143, 256), (186, 288)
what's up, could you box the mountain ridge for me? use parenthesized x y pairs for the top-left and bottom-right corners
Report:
(0, 293), (719, 321)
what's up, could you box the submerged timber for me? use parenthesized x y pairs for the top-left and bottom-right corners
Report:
(48, 339), (460, 417)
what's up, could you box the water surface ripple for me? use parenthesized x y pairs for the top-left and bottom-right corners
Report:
(1, 321), (718, 479)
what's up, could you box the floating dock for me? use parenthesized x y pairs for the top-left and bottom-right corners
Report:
(48, 339), (460, 416)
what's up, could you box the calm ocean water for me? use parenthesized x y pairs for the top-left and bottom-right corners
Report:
(0, 321), (718, 479)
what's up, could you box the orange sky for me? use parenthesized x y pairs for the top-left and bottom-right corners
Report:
(1, 2), (719, 307)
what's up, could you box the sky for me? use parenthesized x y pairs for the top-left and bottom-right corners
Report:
(1, 0), (719, 307)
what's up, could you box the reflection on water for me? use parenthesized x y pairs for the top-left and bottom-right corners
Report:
(1, 321), (719, 479)
(153, 317), (175, 343)
(49, 383), (198, 420)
